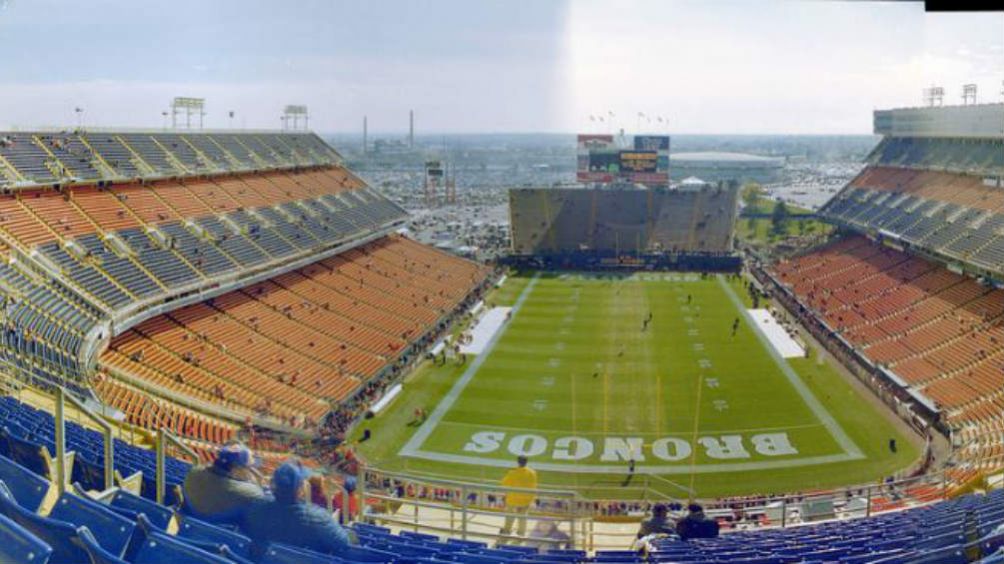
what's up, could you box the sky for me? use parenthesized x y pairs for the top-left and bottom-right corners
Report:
(0, 0), (1000, 134)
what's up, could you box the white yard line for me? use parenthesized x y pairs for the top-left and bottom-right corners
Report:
(716, 275), (863, 459)
(400, 272), (540, 457)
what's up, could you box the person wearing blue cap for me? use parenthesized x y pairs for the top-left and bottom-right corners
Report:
(241, 459), (355, 558)
(182, 442), (268, 524)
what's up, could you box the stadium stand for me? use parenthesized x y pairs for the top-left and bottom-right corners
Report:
(509, 185), (739, 256)
(97, 234), (489, 428)
(770, 235), (1003, 472)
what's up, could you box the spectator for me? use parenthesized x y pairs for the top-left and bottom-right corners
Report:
(499, 455), (537, 537)
(332, 476), (360, 524)
(526, 519), (571, 552)
(242, 459), (355, 559)
(307, 474), (330, 511)
(182, 442), (267, 524)
(676, 503), (719, 541)
(637, 503), (676, 538)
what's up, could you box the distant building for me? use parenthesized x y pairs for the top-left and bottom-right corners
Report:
(669, 151), (784, 184)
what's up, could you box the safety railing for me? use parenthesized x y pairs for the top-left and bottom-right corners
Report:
(360, 467), (588, 550)
(53, 386), (115, 493)
(155, 428), (200, 505)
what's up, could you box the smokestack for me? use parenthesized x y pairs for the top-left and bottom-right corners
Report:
(363, 116), (368, 155)
(409, 110), (414, 148)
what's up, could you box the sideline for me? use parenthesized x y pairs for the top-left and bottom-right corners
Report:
(716, 275), (863, 459)
(400, 272), (541, 456)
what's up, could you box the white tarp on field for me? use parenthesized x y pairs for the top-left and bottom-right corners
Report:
(748, 309), (805, 358)
(460, 307), (512, 355)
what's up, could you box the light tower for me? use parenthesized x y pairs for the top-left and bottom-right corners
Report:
(962, 84), (977, 105)
(171, 97), (206, 129)
(282, 105), (309, 131)
(922, 86), (944, 107)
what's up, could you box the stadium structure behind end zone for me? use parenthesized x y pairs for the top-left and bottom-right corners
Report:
(505, 183), (741, 271)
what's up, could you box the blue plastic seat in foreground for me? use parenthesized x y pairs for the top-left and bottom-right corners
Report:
(260, 543), (344, 564)
(48, 491), (135, 558)
(177, 513), (252, 557)
(0, 481), (91, 564)
(0, 511), (52, 564)
(106, 487), (175, 530)
(132, 527), (233, 564)
(71, 526), (129, 564)
(0, 453), (51, 513)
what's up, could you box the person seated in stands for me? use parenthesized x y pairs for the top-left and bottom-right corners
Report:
(182, 442), (267, 524)
(675, 503), (719, 541)
(526, 519), (571, 552)
(637, 503), (676, 538)
(242, 459), (356, 558)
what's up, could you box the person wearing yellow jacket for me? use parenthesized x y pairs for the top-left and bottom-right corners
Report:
(500, 456), (537, 537)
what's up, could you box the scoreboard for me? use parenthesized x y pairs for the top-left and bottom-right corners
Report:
(576, 134), (670, 185)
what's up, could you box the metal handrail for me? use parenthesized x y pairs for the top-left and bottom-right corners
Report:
(155, 428), (200, 505)
(54, 386), (115, 493)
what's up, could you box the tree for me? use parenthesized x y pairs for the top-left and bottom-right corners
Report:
(771, 201), (790, 237)
(741, 183), (764, 212)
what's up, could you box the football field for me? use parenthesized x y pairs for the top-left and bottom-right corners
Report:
(353, 272), (919, 499)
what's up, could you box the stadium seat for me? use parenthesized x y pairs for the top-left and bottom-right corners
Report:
(177, 513), (252, 558)
(260, 543), (344, 564)
(131, 513), (232, 564)
(0, 511), (53, 564)
(71, 526), (129, 564)
(0, 453), (51, 513)
(0, 481), (93, 564)
(48, 491), (135, 558)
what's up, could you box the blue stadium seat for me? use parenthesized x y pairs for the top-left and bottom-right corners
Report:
(71, 526), (129, 564)
(48, 491), (135, 558)
(177, 513), (252, 558)
(0, 453), (51, 513)
(260, 543), (344, 564)
(0, 481), (92, 564)
(105, 487), (175, 530)
(131, 525), (233, 564)
(0, 511), (52, 564)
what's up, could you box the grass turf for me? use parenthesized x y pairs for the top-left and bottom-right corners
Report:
(351, 273), (918, 500)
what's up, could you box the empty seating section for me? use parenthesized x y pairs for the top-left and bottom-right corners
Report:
(822, 165), (1004, 274)
(0, 154), (406, 394)
(0, 168), (406, 311)
(100, 235), (489, 428)
(0, 131), (342, 185)
(0, 134), (58, 185)
(772, 236), (1004, 468)
(93, 376), (236, 445)
(866, 136), (1004, 175)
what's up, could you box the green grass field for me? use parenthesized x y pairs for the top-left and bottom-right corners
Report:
(352, 273), (918, 500)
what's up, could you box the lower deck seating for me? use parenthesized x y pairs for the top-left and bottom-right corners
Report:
(771, 236), (1004, 468)
(99, 234), (491, 428)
